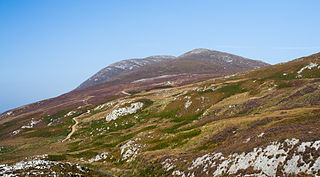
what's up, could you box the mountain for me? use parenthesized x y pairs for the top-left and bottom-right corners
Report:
(76, 55), (176, 90)
(1, 52), (320, 176)
(76, 48), (268, 90)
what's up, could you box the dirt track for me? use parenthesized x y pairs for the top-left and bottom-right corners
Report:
(62, 117), (79, 142)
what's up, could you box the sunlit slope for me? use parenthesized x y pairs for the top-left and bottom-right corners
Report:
(0, 52), (320, 176)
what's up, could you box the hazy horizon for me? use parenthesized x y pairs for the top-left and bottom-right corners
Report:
(1, 0), (320, 113)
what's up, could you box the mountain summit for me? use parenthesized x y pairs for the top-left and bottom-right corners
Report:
(179, 48), (267, 69)
(180, 48), (213, 56)
(76, 48), (269, 90)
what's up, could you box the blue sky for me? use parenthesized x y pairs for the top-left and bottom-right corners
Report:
(0, 0), (320, 113)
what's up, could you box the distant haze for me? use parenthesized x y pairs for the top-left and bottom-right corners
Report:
(1, 0), (320, 113)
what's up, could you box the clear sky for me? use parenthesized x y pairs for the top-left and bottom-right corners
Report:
(1, 0), (320, 113)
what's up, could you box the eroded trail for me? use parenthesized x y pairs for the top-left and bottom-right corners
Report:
(62, 117), (79, 142)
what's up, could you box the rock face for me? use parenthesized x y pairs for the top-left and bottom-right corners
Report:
(0, 154), (103, 176)
(75, 48), (269, 90)
(105, 102), (144, 122)
(167, 139), (320, 177)
(76, 55), (176, 90)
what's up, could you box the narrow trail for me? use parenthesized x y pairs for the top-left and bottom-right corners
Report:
(62, 117), (79, 142)
(121, 91), (131, 96)
(83, 96), (94, 105)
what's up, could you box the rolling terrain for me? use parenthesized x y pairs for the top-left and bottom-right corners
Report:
(1, 51), (320, 176)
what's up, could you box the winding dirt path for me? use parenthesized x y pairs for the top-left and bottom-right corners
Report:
(62, 117), (79, 142)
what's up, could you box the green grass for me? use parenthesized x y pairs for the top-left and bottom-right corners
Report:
(161, 112), (202, 133)
(177, 128), (201, 139)
(102, 125), (158, 148)
(128, 90), (141, 95)
(0, 113), (40, 137)
(199, 89), (214, 94)
(148, 129), (201, 150)
(0, 119), (20, 135)
(148, 142), (170, 151)
(0, 146), (11, 154)
(47, 154), (67, 161)
(257, 72), (297, 81)
(69, 150), (99, 159)
(277, 81), (294, 89)
(43, 110), (71, 124)
(300, 68), (320, 78)
(156, 108), (180, 119)
(71, 125), (157, 150)
(138, 98), (154, 108)
(171, 112), (202, 123)
(146, 85), (173, 91)
(87, 99), (153, 133)
(70, 103), (157, 151)
(217, 83), (247, 94)
(24, 117), (73, 138)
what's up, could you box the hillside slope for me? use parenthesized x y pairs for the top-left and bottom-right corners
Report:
(1, 52), (320, 176)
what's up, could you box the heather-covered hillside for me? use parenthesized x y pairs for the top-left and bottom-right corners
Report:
(1, 52), (320, 176)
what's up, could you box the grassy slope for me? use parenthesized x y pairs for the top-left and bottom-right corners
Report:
(0, 52), (320, 176)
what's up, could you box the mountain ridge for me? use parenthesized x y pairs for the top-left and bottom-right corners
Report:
(76, 48), (269, 90)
